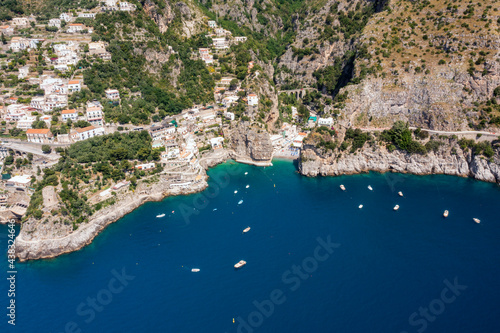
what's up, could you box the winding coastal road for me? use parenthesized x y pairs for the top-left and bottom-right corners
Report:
(357, 127), (499, 138)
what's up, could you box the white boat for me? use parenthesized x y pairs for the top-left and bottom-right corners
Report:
(358, 205), (363, 209)
(340, 185), (346, 191)
(238, 200), (243, 205)
(393, 205), (400, 211)
(243, 227), (251, 233)
(191, 268), (200, 272)
(398, 191), (403, 197)
(156, 214), (165, 218)
(213, 208), (217, 211)
(473, 218), (480, 224)
(368, 185), (373, 191)
(443, 210), (449, 218)
(234, 260), (246, 269)
(244, 172), (248, 175)
(234, 190), (238, 194)
(245, 185), (250, 188)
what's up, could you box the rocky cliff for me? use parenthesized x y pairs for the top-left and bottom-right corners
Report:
(15, 175), (208, 261)
(228, 122), (274, 163)
(299, 142), (500, 184)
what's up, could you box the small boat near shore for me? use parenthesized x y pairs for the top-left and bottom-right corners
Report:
(443, 210), (449, 218)
(398, 191), (403, 197)
(234, 190), (238, 194)
(238, 200), (243, 205)
(243, 227), (251, 233)
(244, 172), (248, 175)
(473, 218), (480, 224)
(245, 185), (250, 188)
(191, 268), (200, 272)
(156, 213), (165, 218)
(393, 205), (400, 211)
(234, 260), (246, 269)
(340, 185), (346, 191)
(358, 205), (363, 209)
(368, 185), (373, 191)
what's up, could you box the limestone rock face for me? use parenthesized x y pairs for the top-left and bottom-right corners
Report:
(299, 144), (500, 185)
(229, 123), (273, 162)
(15, 176), (208, 262)
(143, 0), (174, 34)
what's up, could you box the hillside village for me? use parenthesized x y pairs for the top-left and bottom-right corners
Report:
(0, 5), (320, 223)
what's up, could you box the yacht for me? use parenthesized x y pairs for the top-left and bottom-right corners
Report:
(246, 185), (250, 188)
(398, 191), (403, 197)
(234, 190), (238, 194)
(243, 227), (251, 233)
(191, 268), (200, 272)
(473, 218), (480, 224)
(443, 210), (449, 218)
(368, 185), (373, 191)
(358, 205), (363, 209)
(156, 213), (165, 218)
(340, 185), (346, 191)
(238, 200), (243, 205)
(234, 260), (246, 269)
(393, 205), (400, 211)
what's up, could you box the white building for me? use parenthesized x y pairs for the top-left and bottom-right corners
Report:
(68, 80), (81, 92)
(9, 37), (29, 52)
(26, 128), (53, 143)
(61, 109), (78, 121)
(105, 89), (120, 100)
(67, 23), (92, 33)
(135, 163), (155, 170)
(247, 94), (258, 106)
(208, 20), (217, 28)
(18, 65), (30, 79)
(12, 17), (29, 27)
(210, 137), (224, 149)
(86, 103), (104, 126)
(105, 0), (117, 6)
(6, 175), (31, 189)
(16, 116), (36, 130)
(119, 2), (136, 11)
(234, 36), (248, 43)
(60, 13), (73, 22)
(48, 18), (61, 28)
(318, 117), (333, 127)
(0, 25), (14, 35)
(212, 37), (229, 50)
(78, 13), (96, 19)
(70, 125), (104, 141)
(224, 111), (235, 121)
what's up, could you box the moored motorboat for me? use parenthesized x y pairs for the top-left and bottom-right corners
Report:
(398, 191), (403, 197)
(368, 185), (373, 191)
(244, 172), (248, 175)
(340, 185), (346, 191)
(393, 205), (400, 211)
(473, 218), (480, 224)
(243, 227), (251, 233)
(156, 213), (165, 218)
(358, 205), (363, 209)
(238, 199), (243, 205)
(234, 190), (238, 194)
(245, 185), (250, 188)
(191, 268), (200, 272)
(234, 260), (246, 269)
(443, 210), (449, 218)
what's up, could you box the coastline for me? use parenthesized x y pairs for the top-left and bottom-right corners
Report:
(14, 142), (500, 262)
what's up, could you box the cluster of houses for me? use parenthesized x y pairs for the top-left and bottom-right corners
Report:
(197, 20), (248, 64)
(102, 0), (137, 12)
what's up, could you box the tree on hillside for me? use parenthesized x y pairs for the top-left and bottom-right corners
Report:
(42, 145), (51, 154)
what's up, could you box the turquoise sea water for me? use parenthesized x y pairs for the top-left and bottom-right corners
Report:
(1, 160), (500, 333)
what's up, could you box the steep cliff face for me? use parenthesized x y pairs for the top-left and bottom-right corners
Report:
(229, 123), (273, 162)
(143, 0), (174, 33)
(299, 143), (500, 184)
(338, 0), (500, 131)
(15, 175), (208, 261)
(143, 0), (205, 37)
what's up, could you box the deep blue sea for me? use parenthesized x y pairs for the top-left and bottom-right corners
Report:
(1, 160), (500, 333)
